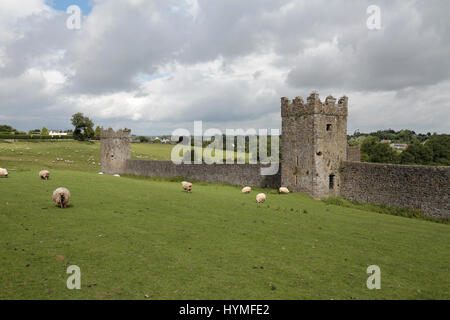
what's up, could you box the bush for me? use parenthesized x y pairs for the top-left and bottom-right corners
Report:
(0, 134), (73, 140)
(400, 143), (433, 165)
(138, 136), (149, 143)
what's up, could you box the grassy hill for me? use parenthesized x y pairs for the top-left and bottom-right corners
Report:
(0, 140), (449, 299)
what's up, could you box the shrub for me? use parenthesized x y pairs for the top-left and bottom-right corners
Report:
(0, 134), (73, 140)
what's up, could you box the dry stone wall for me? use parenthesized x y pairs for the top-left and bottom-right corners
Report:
(124, 160), (281, 188)
(340, 161), (450, 218)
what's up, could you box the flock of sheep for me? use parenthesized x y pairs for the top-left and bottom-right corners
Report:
(1, 166), (290, 208)
(181, 180), (290, 203)
(0, 167), (71, 209)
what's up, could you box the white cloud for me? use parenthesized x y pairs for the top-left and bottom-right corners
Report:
(0, 0), (449, 134)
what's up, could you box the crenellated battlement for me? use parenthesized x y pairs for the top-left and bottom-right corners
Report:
(100, 127), (132, 140)
(281, 92), (348, 118)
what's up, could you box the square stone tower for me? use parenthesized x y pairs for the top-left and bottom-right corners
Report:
(100, 128), (131, 175)
(281, 92), (348, 199)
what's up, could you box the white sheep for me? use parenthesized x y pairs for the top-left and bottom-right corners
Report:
(256, 193), (266, 203)
(0, 168), (8, 178)
(279, 187), (289, 194)
(181, 181), (192, 192)
(52, 187), (71, 209)
(242, 186), (251, 194)
(39, 170), (50, 180)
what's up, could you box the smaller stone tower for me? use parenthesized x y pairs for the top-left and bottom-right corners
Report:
(100, 128), (131, 175)
(281, 92), (348, 199)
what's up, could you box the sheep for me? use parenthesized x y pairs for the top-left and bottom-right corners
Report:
(279, 187), (289, 194)
(52, 187), (71, 209)
(242, 186), (251, 194)
(0, 168), (8, 178)
(181, 181), (192, 192)
(39, 170), (50, 180)
(256, 193), (266, 203)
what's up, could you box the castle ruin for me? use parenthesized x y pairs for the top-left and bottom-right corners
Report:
(101, 92), (449, 218)
(281, 92), (348, 199)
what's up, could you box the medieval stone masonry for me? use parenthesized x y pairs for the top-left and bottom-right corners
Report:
(101, 92), (449, 218)
(281, 92), (348, 199)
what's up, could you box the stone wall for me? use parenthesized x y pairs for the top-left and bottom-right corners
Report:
(340, 161), (450, 218)
(100, 128), (131, 174)
(124, 160), (281, 188)
(346, 146), (360, 162)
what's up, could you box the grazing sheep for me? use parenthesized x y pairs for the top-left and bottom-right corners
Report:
(52, 187), (71, 209)
(113, 174), (120, 177)
(279, 187), (289, 194)
(0, 168), (8, 178)
(181, 181), (192, 192)
(242, 186), (251, 194)
(256, 193), (266, 203)
(39, 170), (50, 180)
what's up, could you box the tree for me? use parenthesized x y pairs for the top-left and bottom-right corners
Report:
(94, 126), (101, 139)
(400, 143), (433, 165)
(361, 136), (398, 164)
(0, 125), (16, 133)
(426, 135), (450, 165)
(370, 143), (399, 163)
(41, 126), (49, 136)
(71, 113), (94, 141)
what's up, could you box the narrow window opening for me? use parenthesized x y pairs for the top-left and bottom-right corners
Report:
(295, 175), (298, 185)
(329, 174), (335, 189)
(296, 156), (299, 166)
(326, 124), (332, 131)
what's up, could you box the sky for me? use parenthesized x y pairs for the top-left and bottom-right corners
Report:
(0, 0), (449, 135)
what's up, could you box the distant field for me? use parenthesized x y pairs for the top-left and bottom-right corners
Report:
(0, 140), (449, 299)
(0, 141), (249, 173)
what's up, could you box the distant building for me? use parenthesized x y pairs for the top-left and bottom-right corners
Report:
(390, 143), (408, 150)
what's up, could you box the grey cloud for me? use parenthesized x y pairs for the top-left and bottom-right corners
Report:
(287, 0), (450, 91)
(0, 0), (449, 134)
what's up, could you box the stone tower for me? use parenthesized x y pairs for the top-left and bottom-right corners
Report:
(100, 128), (131, 175)
(281, 92), (348, 199)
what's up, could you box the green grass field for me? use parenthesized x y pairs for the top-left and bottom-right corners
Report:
(0, 140), (449, 299)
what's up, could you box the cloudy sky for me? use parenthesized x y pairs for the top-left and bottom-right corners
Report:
(0, 0), (449, 135)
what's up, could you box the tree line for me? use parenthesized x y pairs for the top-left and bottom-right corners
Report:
(0, 113), (101, 141)
(349, 129), (449, 166)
